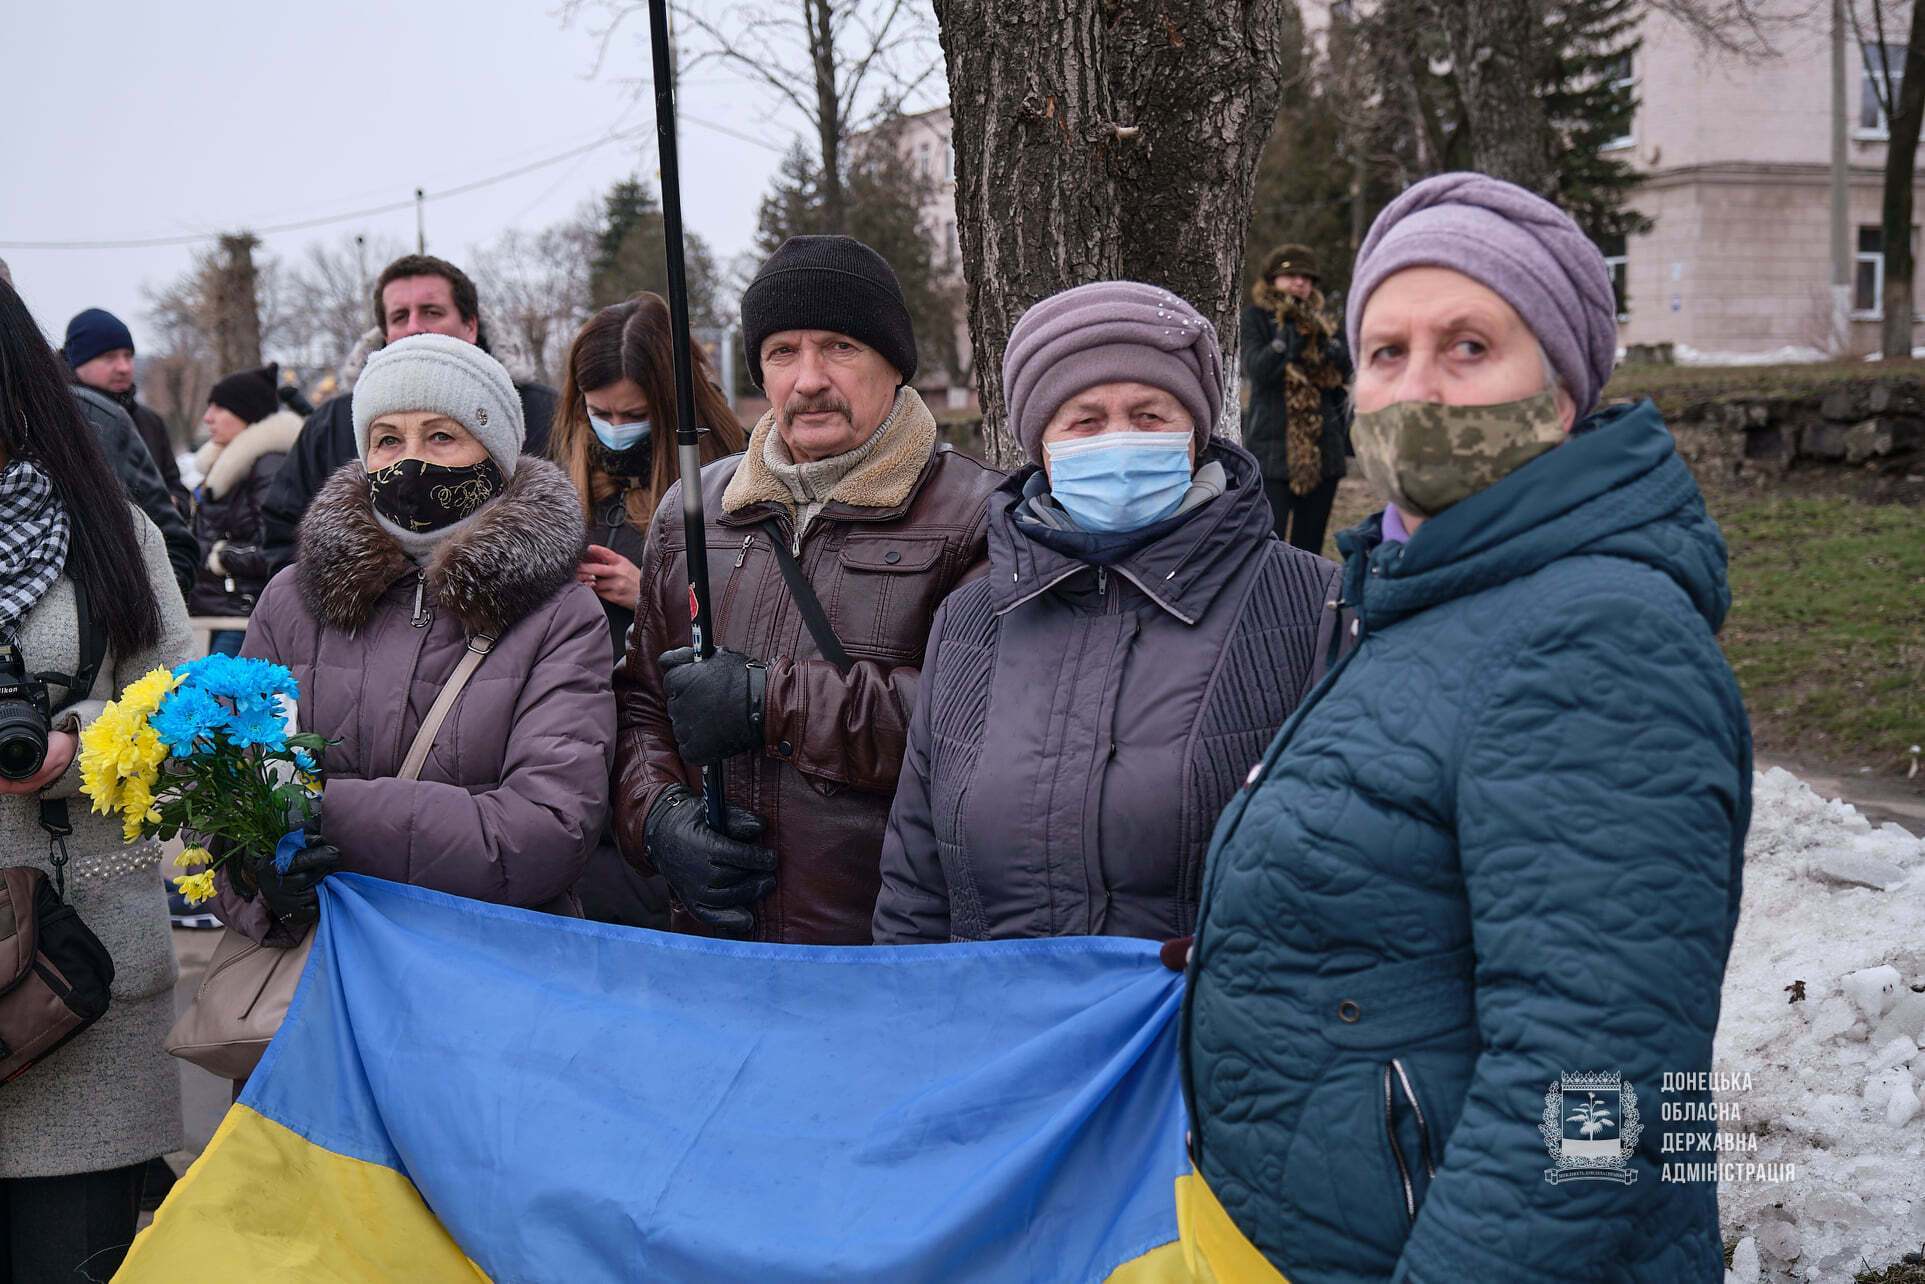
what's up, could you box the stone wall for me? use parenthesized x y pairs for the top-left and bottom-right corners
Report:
(1665, 379), (1925, 480)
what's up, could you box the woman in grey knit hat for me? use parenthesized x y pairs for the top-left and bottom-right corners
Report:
(210, 335), (614, 956)
(1180, 172), (1750, 1283)
(874, 281), (1339, 945)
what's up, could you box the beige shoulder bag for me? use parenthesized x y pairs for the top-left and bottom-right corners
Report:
(165, 636), (495, 1079)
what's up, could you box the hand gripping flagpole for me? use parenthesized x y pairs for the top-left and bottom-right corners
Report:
(647, 0), (727, 828)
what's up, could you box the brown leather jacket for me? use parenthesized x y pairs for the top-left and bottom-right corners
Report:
(614, 390), (1004, 943)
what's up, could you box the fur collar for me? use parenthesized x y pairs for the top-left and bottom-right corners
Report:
(295, 456), (586, 637)
(722, 387), (936, 516)
(195, 409), (304, 499)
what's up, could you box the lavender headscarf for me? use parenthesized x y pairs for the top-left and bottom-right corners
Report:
(1002, 281), (1224, 466)
(1346, 173), (1619, 418)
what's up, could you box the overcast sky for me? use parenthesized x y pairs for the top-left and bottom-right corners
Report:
(2, 1), (940, 355)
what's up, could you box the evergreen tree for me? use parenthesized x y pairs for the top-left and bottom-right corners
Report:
(1544, 0), (1653, 245)
(754, 122), (961, 383)
(589, 175), (723, 329)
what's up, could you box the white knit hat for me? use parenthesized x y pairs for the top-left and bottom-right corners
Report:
(351, 333), (523, 476)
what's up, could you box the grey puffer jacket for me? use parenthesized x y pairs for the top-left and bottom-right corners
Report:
(213, 457), (613, 944)
(0, 509), (193, 1178)
(874, 442), (1340, 943)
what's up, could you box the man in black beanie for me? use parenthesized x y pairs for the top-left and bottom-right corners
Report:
(612, 234), (1003, 945)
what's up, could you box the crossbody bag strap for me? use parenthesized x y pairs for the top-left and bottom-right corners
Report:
(398, 634), (495, 783)
(757, 519), (854, 677)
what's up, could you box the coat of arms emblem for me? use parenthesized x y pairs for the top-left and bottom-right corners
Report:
(1541, 1071), (1640, 1184)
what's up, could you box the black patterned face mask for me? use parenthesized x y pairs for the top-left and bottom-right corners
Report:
(367, 457), (504, 533)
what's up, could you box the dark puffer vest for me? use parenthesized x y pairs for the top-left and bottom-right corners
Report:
(874, 441), (1340, 943)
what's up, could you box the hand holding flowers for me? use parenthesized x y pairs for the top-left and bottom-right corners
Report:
(78, 655), (330, 908)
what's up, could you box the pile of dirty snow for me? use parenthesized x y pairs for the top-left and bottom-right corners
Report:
(1716, 767), (1925, 1282)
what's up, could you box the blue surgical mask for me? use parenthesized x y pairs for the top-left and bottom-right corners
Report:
(589, 414), (652, 452)
(1042, 431), (1195, 533)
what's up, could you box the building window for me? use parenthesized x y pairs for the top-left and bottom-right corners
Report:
(1853, 224), (1924, 318)
(944, 139), (954, 181)
(1600, 233), (1629, 320)
(945, 220), (958, 261)
(1603, 55), (1636, 152)
(1861, 43), (1903, 136)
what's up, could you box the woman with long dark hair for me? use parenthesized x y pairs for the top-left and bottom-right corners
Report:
(549, 295), (745, 929)
(0, 280), (194, 1278)
(550, 293), (746, 658)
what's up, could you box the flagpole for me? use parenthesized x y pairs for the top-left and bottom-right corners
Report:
(647, 0), (727, 828)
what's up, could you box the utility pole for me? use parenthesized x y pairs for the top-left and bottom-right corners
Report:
(415, 188), (427, 254)
(1832, 0), (1853, 355)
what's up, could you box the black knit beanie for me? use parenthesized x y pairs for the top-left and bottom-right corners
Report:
(740, 235), (917, 387)
(208, 362), (282, 425)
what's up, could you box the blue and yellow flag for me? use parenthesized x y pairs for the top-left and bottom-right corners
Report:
(123, 874), (1192, 1282)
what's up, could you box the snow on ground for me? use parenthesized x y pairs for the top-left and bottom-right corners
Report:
(1717, 767), (1925, 1282)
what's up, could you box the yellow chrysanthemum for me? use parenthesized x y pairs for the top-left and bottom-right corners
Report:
(119, 668), (180, 720)
(116, 775), (160, 842)
(172, 870), (218, 906)
(173, 846), (213, 870)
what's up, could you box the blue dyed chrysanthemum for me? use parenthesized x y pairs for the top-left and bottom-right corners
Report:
(150, 684), (230, 757)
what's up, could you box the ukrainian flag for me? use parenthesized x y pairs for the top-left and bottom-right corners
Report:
(122, 874), (1191, 1282)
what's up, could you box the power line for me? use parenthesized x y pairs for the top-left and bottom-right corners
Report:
(0, 121), (659, 251)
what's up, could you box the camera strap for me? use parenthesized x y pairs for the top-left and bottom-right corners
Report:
(29, 581), (105, 902)
(37, 580), (106, 715)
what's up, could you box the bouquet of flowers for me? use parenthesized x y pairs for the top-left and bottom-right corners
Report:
(77, 654), (328, 907)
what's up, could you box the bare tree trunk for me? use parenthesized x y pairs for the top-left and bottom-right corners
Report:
(1444, 0), (1556, 194)
(807, 0), (847, 227)
(1881, 1), (1925, 358)
(210, 234), (264, 373)
(934, 0), (1287, 465)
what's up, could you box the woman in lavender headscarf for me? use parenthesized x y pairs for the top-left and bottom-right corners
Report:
(1180, 173), (1751, 1283)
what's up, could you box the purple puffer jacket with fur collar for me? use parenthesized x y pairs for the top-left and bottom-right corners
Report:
(213, 456), (613, 943)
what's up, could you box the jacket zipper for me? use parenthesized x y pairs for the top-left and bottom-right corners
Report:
(734, 534), (754, 568)
(410, 569), (433, 629)
(1383, 1064), (1417, 1223)
(1383, 1057), (1436, 1225)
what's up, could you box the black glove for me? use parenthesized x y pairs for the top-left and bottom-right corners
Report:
(659, 646), (765, 766)
(231, 824), (340, 930)
(644, 785), (774, 936)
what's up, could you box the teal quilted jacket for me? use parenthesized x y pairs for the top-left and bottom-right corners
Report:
(1181, 399), (1751, 1283)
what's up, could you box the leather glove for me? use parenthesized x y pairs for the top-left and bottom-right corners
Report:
(644, 785), (774, 936)
(231, 823), (340, 930)
(1160, 936), (1193, 972)
(659, 646), (765, 766)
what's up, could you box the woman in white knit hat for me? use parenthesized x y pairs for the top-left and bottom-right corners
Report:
(211, 333), (614, 944)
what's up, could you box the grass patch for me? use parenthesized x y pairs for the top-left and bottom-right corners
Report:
(1717, 497), (1925, 774)
(1321, 480), (1925, 781)
(1855, 1248), (1925, 1283)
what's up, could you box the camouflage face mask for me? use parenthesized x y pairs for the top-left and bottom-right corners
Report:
(1350, 389), (1566, 519)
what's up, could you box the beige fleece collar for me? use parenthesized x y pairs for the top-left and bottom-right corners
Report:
(195, 408), (304, 500)
(722, 387), (937, 517)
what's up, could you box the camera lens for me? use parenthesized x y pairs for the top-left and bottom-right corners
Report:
(0, 709), (48, 782)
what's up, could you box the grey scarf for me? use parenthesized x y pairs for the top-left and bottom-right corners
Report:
(0, 459), (71, 642)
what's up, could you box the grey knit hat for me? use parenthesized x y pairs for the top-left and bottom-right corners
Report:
(1347, 172), (1619, 418)
(1002, 281), (1223, 466)
(352, 333), (523, 476)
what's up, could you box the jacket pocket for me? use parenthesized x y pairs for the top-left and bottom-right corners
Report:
(1381, 1057), (1438, 1225)
(831, 533), (952, 661)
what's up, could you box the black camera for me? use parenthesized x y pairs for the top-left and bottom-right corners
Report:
(0, 639), (51, 782)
